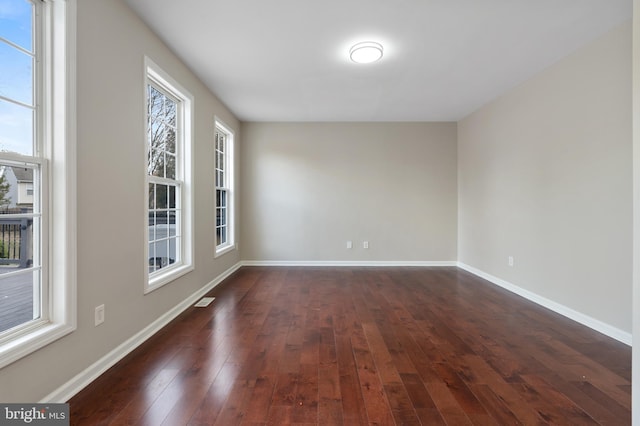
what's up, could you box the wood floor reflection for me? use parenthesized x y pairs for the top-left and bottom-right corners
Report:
(68, 267), (631, 425)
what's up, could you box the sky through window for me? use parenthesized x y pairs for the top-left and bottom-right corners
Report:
(0, 0), (34, 155)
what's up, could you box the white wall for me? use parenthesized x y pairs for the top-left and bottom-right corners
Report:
(458, 22), (632, 335)
(241, 122), (457, 263)
(0, 0), (240, 402)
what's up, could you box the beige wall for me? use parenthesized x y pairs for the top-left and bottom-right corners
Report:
(240, 122), (457, 262)
(458, 22), (632, 333)
(0, 0), (240, 402)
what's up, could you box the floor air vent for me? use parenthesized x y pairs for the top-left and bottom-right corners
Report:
(194, 297), (215, 307)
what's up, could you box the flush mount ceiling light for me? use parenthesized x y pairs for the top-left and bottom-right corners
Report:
(349, 41), (383, 64)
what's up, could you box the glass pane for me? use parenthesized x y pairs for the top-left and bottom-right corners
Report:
(155, 184), (167, 209)
(166, 153), (175, 180)
(162, 239), (169, 267)
(220, 207), (226, 226)
(156, 211), (167, 226)
(0, 41), (33, 105)
(148, 85), (163, 118)
(0, 159), (38, 331)
(166, 128), (175, 154)
(149, 214), (156, 239)
(0, 164), (34, 214)
(149, 233), (174, 272)
(168, 237), (176, 263)
(0, 99), (32, 155)
(216, 152), (223, 171)
(219, 190), (227, 207)
(0, 271), (36, 333)
(0, 217), (33, 267)
(220, 227), (227, 245)
(147, 89), (164, 145)
(168, 215), (176, 236)
(0, 224), (16, 259)
(148, 183), (155, 210)
(148, 119), (163, 149)
(166, 101), (176, 127)
(168, 185), (175, 209)
(150, 151), (165, 178)
(148, 242), (157, 272)
(148, 148), (161, 177)
(0, 0), (33, 52)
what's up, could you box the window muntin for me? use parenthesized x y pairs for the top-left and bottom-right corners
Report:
(215, 121), (234, 255)
(145, 58), (193, 291)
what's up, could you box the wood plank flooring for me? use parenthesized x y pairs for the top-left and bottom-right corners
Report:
(68, 267), (631, 425)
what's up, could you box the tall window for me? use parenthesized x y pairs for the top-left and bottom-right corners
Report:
(0, 0), (42, 336)
(145, 58), (193, 292)
(0, 0), (76, 368)
(215, 120), (234, 255)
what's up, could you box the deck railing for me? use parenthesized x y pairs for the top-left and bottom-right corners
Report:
(0, 216), (32, 268)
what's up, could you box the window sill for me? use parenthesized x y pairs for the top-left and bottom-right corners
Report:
(145, 263), (194, 294)
(0, 321), (76, 370)
(215, 243), (236, 258)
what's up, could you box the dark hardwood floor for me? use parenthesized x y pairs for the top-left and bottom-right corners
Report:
(68, 267), (631, 425)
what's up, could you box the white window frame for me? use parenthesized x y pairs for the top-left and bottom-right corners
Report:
(0, 0), (77, 369)
(144, 57), (193, 293)
(214, 118), (235, 257)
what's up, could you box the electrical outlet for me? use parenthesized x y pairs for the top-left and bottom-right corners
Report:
(346, 240), (353, 249)
(508, 256), (514, 267)
(363, 241), (369, 249)
(95, 304), (105, 326)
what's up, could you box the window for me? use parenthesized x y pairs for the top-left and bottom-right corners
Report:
(215, 120), (234, 255)
(145, 57), (193, 292)
(0, 0), (76, 368)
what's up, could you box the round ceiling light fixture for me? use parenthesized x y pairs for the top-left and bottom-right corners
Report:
(349, 41), (383, 64)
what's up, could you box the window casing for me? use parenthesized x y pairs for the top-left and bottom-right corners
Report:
(215, 120), (234, 256)
(0, 0), (77, 368)
(145, 58), (193, 292)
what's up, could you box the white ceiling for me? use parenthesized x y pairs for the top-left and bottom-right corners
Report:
(125, 0), (631, 122)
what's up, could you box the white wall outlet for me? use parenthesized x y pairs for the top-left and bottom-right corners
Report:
(95, 304), (105, 326)
(346, 240), (353, 249)
(508, 256), (514, 267)
(363, 241), (369, 249)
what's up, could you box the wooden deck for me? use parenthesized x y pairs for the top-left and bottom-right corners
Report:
(0, 268), (34, 333)
(68, 267), (631, 425)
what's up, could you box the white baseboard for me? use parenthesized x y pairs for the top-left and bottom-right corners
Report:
(457, 262), (632, 346)
(41, 262), (243, 403)
(241, 260), (458, 267)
